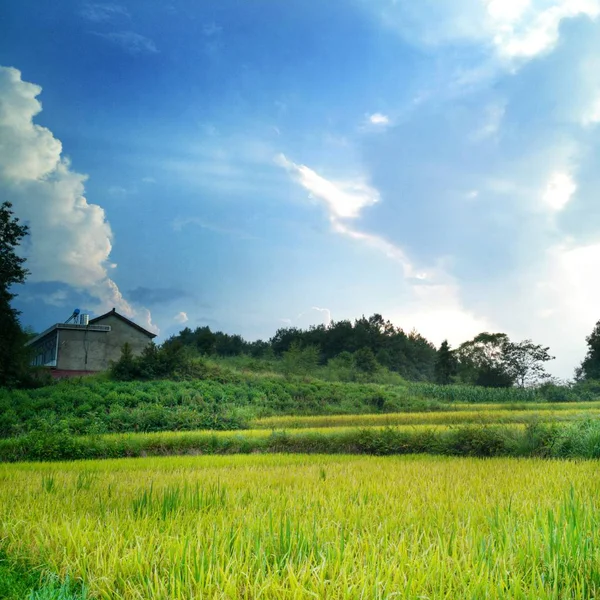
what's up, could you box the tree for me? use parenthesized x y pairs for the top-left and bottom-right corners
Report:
(110, 342), (137, 381)
(577, 320), (600, 381)
(455, 332), (515, 388)
(434, 340), (457, 385)
(282, 342), (319, 376)
(0, 202), (30, 387)
(354, 347), (379, 374)
(504, 340), (554, 387)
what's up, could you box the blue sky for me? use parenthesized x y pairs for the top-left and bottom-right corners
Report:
(2, 0), (600, 377)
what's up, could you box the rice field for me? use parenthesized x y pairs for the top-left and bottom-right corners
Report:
(61, 401), (600, 444)
(1, 454), (600, 599)
(251, 403), (600, 429)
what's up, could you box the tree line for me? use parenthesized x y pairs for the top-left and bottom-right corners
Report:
(2, 200), (600, 388)
(166, 320), (563, 387)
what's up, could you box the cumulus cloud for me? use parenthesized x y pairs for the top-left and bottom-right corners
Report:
(542, 172), (576, 211)
(369, 0), (600, 63)
(368, 113), (390, 126)
(173, 311), (189, 324)
(311, 306), (332, 326)
(488, 0), (600, 59)
(0, 66), (156, 331)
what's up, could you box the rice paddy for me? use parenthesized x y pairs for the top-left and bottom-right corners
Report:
(2, 400), (600, 597)
(251, 403), (600, 428)
(1, 454), (600, 599)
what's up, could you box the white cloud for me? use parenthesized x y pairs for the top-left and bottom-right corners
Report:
(0, 70), (61, 180)
(537, 242), (600, 325)
(80, 3), (130, 22)
(275, 153), (379, 219)
(174, 311), (189, 324)
(390, 283), (495, 348)
(0, 66), (157, 331)
(581, 96), (600, 125)
(370, 0), (600, 62)
(44, 289), (69, 307)
(331, 219), (415, 277)
(311, 306), (332, 326)
(277, 153), (416, 277)
(505, 241), (600, 377)
(95, 31), (158, 55)
(368, 113), (390, 126)
(489, 0), (600, 59)
(542, 172), (576, 211)
(277, 154), (497, 356)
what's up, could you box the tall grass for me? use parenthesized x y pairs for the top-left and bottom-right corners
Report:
(3, 419), (600, 461)
(1, 455), (600, 598)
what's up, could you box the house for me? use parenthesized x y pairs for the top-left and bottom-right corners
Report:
(26, 308), (156, 377)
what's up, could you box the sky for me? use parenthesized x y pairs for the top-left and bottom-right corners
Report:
(2, 0), (600, 379)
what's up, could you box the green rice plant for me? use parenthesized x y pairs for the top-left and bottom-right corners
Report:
(27, 575), (87, 600)
(74, 471), (96, 492)
(1, 455), (600, 599)
(41, 474), (56, 493)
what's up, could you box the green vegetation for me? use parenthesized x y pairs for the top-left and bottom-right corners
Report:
(0, 550), (86, 600)
(2, 455), (600, 599)
(3, 410), (600, 462)
(4, 364), (600, 441)
(577, 320), (600, 380)
(169, 314), (438, 381)
(0, 201), (37, 388)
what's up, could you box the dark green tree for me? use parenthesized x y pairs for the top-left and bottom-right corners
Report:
(0, 202), (30, 387)
(455, 332), (515, 388)
(504, 340), (554, 387)
(110, 342), (137, 381)
(577, 320), (600, 381)
(282, 342), (319, 376)
(434, 340), (457, 385)
(354, 347), (379, 374)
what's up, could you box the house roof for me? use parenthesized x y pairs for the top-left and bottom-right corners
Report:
(90, 308), (157, 338)
(26, 322), (111, 346)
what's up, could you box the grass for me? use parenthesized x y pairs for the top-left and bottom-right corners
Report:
(0, 551), (87, 600)
(1, 454), (600, 599)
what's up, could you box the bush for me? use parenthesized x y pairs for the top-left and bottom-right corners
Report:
(538, 382), (577, 403)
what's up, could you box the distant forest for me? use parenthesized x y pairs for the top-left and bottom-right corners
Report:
(162, 314), (600, 388)
(171, 315), (436, 380)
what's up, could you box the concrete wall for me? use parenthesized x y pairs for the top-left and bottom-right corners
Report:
(56, 329), (108, 371)
(56, 316), (153, 371)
